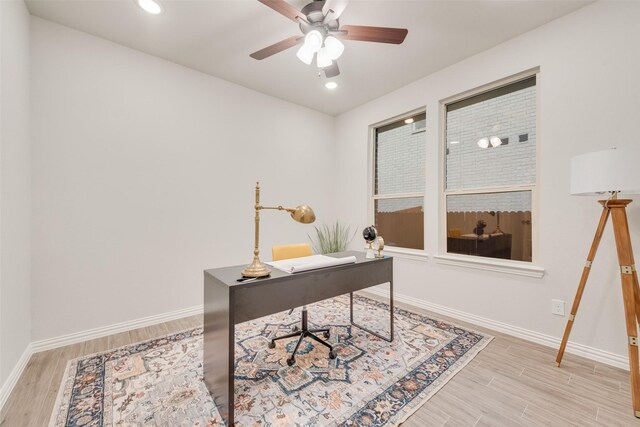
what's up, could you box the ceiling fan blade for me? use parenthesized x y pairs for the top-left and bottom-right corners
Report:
(258, 0), (306, 23)
(339, 25), (408, 44)
(322, 0), (348, 21)
(323, 62), (340, 78)
(250, 36), (303, 60)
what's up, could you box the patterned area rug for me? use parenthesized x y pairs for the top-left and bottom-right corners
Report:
(50, 295), (492, 426)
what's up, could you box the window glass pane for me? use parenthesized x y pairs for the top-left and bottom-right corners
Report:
(445, 79), (536, 190)
(374, 197), (424, 250)
(375, 113), (426, 195)
(446, 191), (532, 262)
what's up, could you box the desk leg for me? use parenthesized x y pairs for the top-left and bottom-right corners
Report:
(204, 275), (235, 426)
(350, 279), (394, 342)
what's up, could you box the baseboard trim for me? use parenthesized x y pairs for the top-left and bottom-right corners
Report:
(0, 343), (33, 412)
(6, 291), (628, 413)
(363, 288), (629, 371)
(31, 305), (203, 353)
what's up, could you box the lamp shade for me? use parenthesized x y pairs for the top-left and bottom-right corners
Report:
(291, 205), (315, 223)
(316, 47), (332, 68)
(571, 148), (640, 195)
(304, 30), (323, 53)
(324, 36), (344, 60)
(296, 44), (314, 65)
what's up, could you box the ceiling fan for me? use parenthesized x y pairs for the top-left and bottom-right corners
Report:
(250, 0), (408, 78)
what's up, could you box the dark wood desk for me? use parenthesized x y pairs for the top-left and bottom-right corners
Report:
(447, 233), (512, 259)
(203, 251), (393, 426)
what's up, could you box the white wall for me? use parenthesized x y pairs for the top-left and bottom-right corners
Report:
(0, 0), (31, 386)
(335, 0), (640, 361)
(30, 17), (336, 341)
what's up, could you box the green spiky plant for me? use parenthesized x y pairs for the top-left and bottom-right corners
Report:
(309, 220), (356, 254)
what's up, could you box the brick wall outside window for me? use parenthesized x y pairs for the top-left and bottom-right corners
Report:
(376, 120), (425, 212)
(446, 85), (536, 213)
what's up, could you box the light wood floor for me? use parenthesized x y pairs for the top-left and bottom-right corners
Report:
(0, 299), (637, 426)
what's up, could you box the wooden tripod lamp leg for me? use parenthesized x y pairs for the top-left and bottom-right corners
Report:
(556, 205), (610, 366)
(609, 200), (640, 418)
(634, 269), (640, 327)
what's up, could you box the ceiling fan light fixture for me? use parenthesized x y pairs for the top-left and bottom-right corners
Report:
(304, 30), (324, 53)
(296, 44), (314, 65)
(135, 0), (162, 15)
(316, 47), (333, 68)
(324, 36), (344, 60)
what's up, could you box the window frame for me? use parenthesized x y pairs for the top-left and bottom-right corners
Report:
(368, 107), (428, 256)
(437, 69), (542, 272)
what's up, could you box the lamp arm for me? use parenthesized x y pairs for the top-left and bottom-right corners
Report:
(257, 205), (296, 214)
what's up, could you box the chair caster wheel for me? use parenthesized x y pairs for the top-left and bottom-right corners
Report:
(268, 341), (275, 349)
(329, 351), (336, 360)
(287, 357), (295, 366)
(323, 331), (330, 339)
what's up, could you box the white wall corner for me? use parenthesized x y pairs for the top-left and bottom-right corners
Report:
(0, 343), (33, 413)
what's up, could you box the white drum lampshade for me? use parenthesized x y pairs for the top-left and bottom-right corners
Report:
(571, 148), (640, 196)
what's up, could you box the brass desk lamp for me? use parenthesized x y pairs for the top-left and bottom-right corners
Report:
(242, 182), (315, 277)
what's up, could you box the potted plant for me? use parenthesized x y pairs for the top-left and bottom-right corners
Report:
(308, 220), (356, 254)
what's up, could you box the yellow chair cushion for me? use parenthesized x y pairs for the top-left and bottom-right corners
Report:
(272, 243), (313, 261)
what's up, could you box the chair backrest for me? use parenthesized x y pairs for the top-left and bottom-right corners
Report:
(272, 243), (313, 261)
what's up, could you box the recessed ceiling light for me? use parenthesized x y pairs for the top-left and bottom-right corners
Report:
(325, 81), (338, 90)
(136, 0), (163, 15)
(404, 118), (414, 124)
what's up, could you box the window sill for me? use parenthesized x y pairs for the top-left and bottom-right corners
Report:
(381, 246), (429, 261)
(433, 254), (545, 278)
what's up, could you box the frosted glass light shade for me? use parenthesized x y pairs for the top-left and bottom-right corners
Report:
(490, 136), (502, 147)
(304, 30), (323, 53)
(477, 137), (489, 149)
(571, 148), (640, 195)
(316, 47), (332, 68)
(296, 44), (314, 65)
(324, 36), (344, 60)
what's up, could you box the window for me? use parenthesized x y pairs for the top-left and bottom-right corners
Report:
(372, 112), (426, 250)
(444, 76), (536, 262)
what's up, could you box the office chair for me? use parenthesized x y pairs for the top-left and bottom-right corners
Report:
(269, 243), (336, 366)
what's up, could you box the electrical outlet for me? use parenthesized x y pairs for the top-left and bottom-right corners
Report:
(551, 299), (565, 316)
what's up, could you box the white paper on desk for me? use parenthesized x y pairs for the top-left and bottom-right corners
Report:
(265, 254), (357, 274)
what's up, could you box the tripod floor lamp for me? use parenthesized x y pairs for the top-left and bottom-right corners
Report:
(556, 148), (640, 417)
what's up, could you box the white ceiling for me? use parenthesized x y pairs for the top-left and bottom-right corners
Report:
(26, 0), (590, 115)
